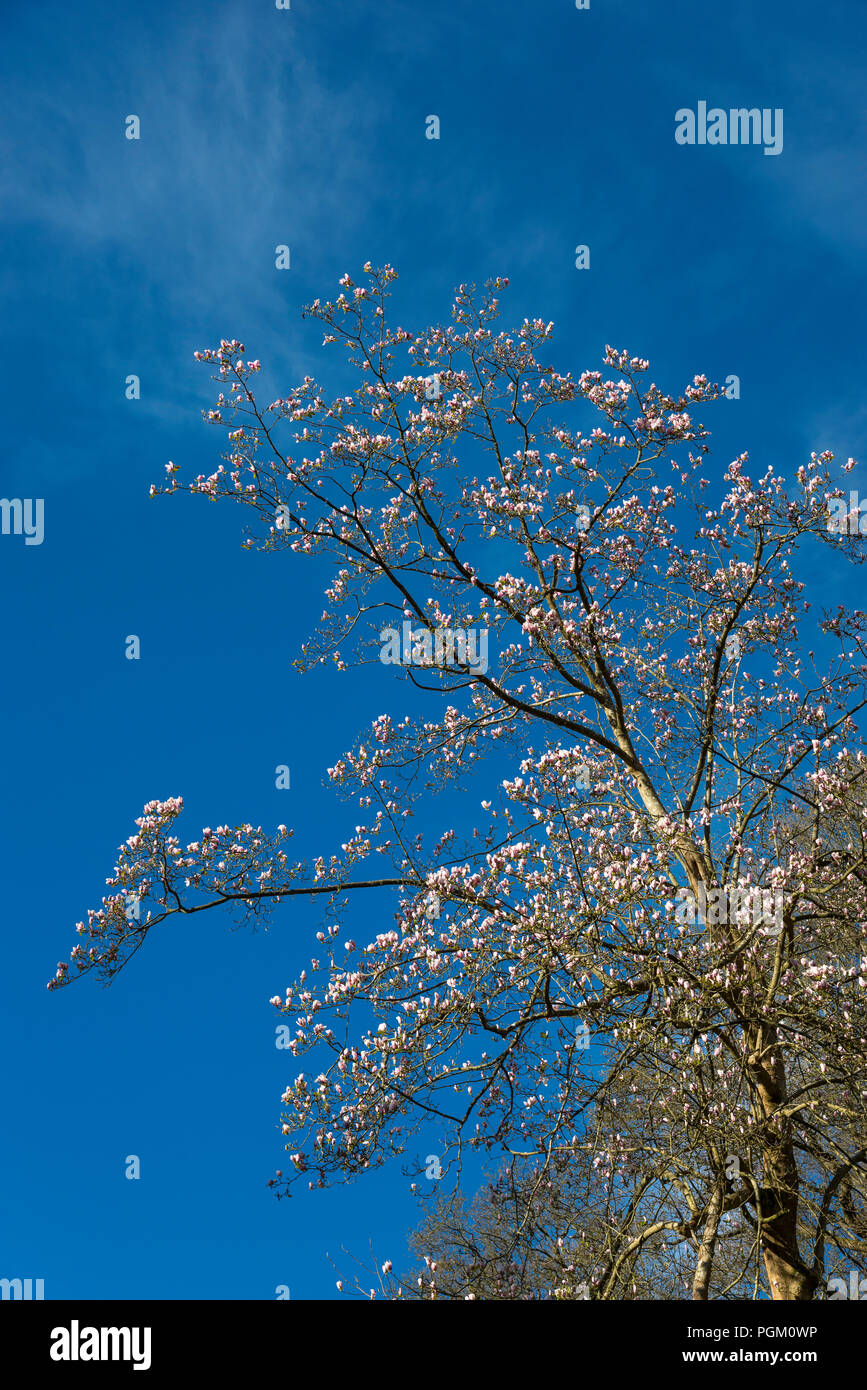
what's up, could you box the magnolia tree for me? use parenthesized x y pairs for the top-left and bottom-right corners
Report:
(50, 266), (867, 1301)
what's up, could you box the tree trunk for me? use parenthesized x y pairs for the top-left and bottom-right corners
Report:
(692, 1179), (723, 1299)
(749, 1030), (816, 1300)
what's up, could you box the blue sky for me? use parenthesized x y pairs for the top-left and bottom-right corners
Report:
(1, 0), (865, 1299)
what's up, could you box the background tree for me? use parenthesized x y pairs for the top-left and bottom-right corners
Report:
(49, 265), (867, 1300)
(394, 1148), (748, 1302)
